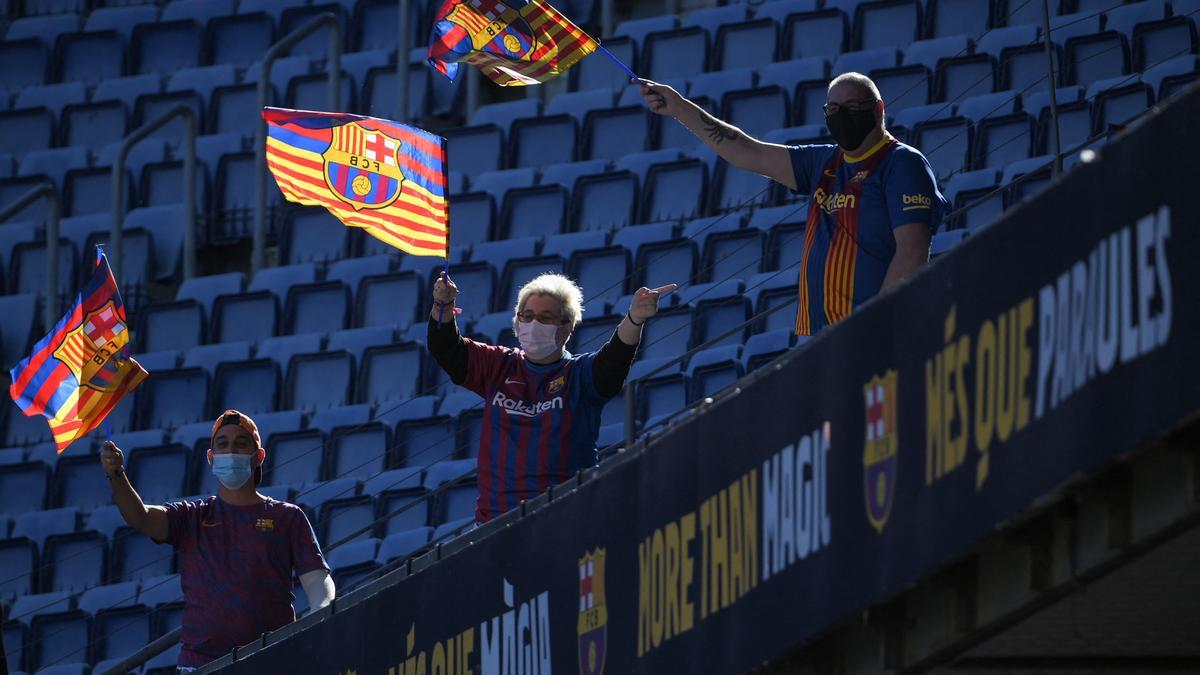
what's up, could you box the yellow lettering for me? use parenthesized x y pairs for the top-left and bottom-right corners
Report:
(951, 333), (971, 470)
(461, 627), (474, 675)
(975, 319), (996, 456)
(728, 479), (744, 601)
(679, 512), (696, 633)
(664, 521), (680, 642)
(699, 497), (711, 619)
(710, 490), (729, 613)
(742, 470), (758, 592)
(925, 351), (942, 484)
(995, 308), (1018, 443)
(651, 529), (665, 647)
(432, 643), (445, 675)
(1016, 297), (1034, 431)
(637, 538), (651, 656)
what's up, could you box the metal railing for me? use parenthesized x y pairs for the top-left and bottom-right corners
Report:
(396, 0), (411, 123)
(111, 104), (198, 281)
(0, 183), (60, 331)
(253, 13), (343, 274)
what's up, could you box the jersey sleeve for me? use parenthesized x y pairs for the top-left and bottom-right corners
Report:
(883, 147), (948, 233)
(288, 505), (328, 576)
(160, 500), (196, 547)
(787, 144), (834, 195)
(460, 338), (512, 397)
(574, 352), (604, 404)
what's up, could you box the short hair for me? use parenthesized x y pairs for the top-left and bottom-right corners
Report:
(514, 273), (584, 327)
(828, 72), (882, 101)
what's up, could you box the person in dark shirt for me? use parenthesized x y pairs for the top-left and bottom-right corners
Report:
(100, 410), (334, 669)
(428, 272), (676, 522)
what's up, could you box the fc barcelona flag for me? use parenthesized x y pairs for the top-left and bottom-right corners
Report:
(8, 250), (148, 454)
(263, 107), (450, 258)
(428, 0), (598, 86)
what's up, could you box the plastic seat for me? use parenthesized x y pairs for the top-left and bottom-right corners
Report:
(182, 340), (252, 375)
(353, 342), (424, 410)
(14, 82), (86, 120)
(471, 167), (537, 205)
(571, 171), (638, 232)
(7, 590), (73, 627)
(583, 107), (650, 162)
(51, 451), (115, 510)
(0, 107), (54, 156)
(1140, 54), (1198, 101)
(444, 126), (503, 178)
(12, 507), (78, 550)
(1038, 100), (1091, 153)
(781, 9), (848, 61)
(42, 531), (105, 593)
(28, 610), (90, 672)
(974, 112), (1035, 169)
(1065, 33), (1130, 88)
(395, 414), (458, 470)
(909, 117), (973, 181)
(127, 444), (190, 505)
(137, 367), (209, 429)
(264, 429), (325, 488)
(714, 19), (778, 71)
(1133, 17), (1198, 72)
(287, 281), (351, 335)
(694, 295), (752, 349)
(0, 461), (51, 514)
(215, 151), (271, 240)
(136, 301), (204, 353)
(355, 271), (423, 328)
(1001, 43), (1061, 92)
(643, 26), (709, 81)
(109, 526), (172, 585)
(742, 328), (794, 371)
(211, 291), (278, 343)
(327, 255), (392, 302)
(131, 19), (202, 75)
(447, 193), (495, 251)
(854, 0), (919, 51)
(356, 0), (422, 52)
(319, 496), (376, 547)
(5, 14), (80, 46)
(377, 527), (431, 563)
(56, 30), (124, 84)
(18, 146), (88, 189)
(294, 477), (360, 517)
(614, 15), (680, 47)
(640, 160), (708, 222)
(639, 306), (694, 360)
(1092, 80), (1153, 130)
(109, 429), (167, 454)
(439, 261), (495, 322)
(510, 115), (577, 168)
(0, 39), (49, 99)
(213, 359), (280, 416)
(92, 604), (152, 664)
(935, 54), (997, 105)
(872, 65), (931, 119)
(0, 538), (37, 601)
(286, 351), (354, 412)
(205, 12), (274, 67)
(327, 423), (390, 483)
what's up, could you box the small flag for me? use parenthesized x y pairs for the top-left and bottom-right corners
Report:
(263, 107), (450, 258)
(9, 250), (148, 454)
(428, 0), (598, 87)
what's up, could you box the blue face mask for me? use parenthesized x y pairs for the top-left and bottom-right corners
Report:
(212, 453), (253, 490)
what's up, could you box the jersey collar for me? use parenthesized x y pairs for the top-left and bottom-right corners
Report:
(842, 133), (893, 164)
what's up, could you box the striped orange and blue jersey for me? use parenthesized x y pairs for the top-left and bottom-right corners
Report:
(460, 340), (607, 523)
(789, 136), (947, 335)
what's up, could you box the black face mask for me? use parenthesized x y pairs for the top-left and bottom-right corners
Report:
(826, 106), (877, 152)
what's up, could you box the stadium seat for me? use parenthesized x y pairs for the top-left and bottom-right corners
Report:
(211, 290), (278, 343)
(18, 146), (88, 189)
(510, 114), (578, 168)
(356, 0), (423, 52)
(447, 193), (495, 252)
(471, 167), (537, 205)
(327, 537), (380, 591)
(353, 269), (423, 329)
(909, 116), (973, 180)
(14, 81), (86, 120)
(871, 65), (931, 119)
(12, 507), (78, 550)
(264, 429), (324, 488)
(211, 358), (279, 416)
(294, 477), (360, 517)
(286, 351), (354, 412)
(137, 573), (183, 608)
(1091, 79), (1153, 130)
(694, 293), (752, 348)
(92, 604), (152, 664)
(85, 5), (158, 38)
(974, 112), (1035, 169)
(286, 281), (351, 335)
(42, 531), (105, 593)
(931, 229), (967, 256)
(1003, 155), (1053, 204)
(0, 461), (50, 514)
(327, 422), (390, 483)
(854, 0), (920, 51)
(5, 14), (80, 46)
(53, 453), (114, 510)
(137, 367), (209, 429)
(7, 590), (72, 626)
(377, 527), (431, 563)
(205, 12), (275, 68)
(0, 538), (37, 601)
(639, 368), (689, 427)
(955, 185), (1005, 232)
(0, 107), (54, 156)
(131, 19), (202, 75)
(444, 125), (504, 178)
(781, 9), (848, 61)
(439, 261), (494, 321)
(28, 610), (90, 672)
(579, 103), (648, 159)
(715, 18), (779, 71)
(136, 301), (204, 353)
(641, 159), (708, 222)
(1133, 17), (1198, 73)
(934, 54), (997, 105)
(327, 255), (392, 301)
(749, 271), (801, 334)
(0, 39), (49, 100)
(181, 340), (251, 375)
(571, 171), (638, 232)
(687, 344), (744, 400)
(724, 85), (790, 140)
(742, 328), (794, 371)
(643, 26), (709, 81)
(3, 408), (52, 448)
(56, 29), (125, 84)
(614, 14), (680, 47)
(1140, 54), (1198, 101)
(318, 495), (376, 548)
(110, 429), (168, 454)
(639, 306), (694, 360)
(1001, 42), (1061, 92)
(1039, 99), (1091, 153)
(499, 186), (568, 240)
(1065, 32), (1130, 88)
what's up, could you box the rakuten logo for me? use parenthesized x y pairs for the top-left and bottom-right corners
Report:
(491, 392), (564, 418)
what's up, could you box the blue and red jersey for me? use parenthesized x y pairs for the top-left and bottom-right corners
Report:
(459, 339), (608, 522)
(160, 496), (327, 667)
(788, 136), (947, 335)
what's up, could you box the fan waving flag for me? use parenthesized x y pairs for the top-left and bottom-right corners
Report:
(263, 107), (450, 258)
(9, 249), (148, 454)
(429, 0), (598, 86)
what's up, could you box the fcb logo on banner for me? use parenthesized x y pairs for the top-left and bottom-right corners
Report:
(53, 301), (129, 393)
(447, 0), (537, 61)
(577, 548), (607, 675)
(322, 122), (406, 212)
(863, 370), (898, 532)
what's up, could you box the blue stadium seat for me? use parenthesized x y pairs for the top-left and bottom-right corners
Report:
(639, 306), (693, 360)
(723, 85), (789, 141)
(326, 422), (390, 483)
(439, 261), (495, 321)
(212, 358), (280, 416)
(92, 604), (152, 664)
(690, 68), (757, 104)
(931, 229), (967, 256)
(5, 14), (79, 46)
(356, 0), (422, 52)
(136, 301), (204, 353)
(833, 46), (899, 77)
(53, 453), (115, 510)
(643, 26), (709, 81)
(208, 83), (261, 139)
(500, 255), (566, 308)
(909, 116), (973, 180)
(1000, 41), (1061, 92)
(287, 69), (355, 114)
(0, 538), (37, 601)
(361, 61), (428, 123)
(922, 0), (986, 38)
(131, 19), (201, 75)
(546, 89), (614, 125)
(7, 590), (72, 626)
(634, 237), (697, 290)
(742, 328), (794, 371)
(872, 65), (931, 120)
(693, 293), (751, 348)
(166, 64), (237, 108)
(509, 114), (577, 168)
(294, 477), (360, 516)
(1140, 54), (1197, 101)
(323, 327), (392, 367)
(287, 281), (351, 335)
(377, 527), (431, 563)
(279, 3), (350, 60)
(1002, 155), (1053, 204)
(9, 239), (77, 303)
(572, 171), (638, 231)
(434, 482), (477, 527)
(0, 176), (55, 224)
(181, 340), (252, 375)
(974, 112), (1035, 169)
(0, 448), (25, 466)
(287, 351), (354, 412)
(943, 167), (999, 224)
(42, 531), (105, 593)
(85, 4), (158, 37)
(395, 414), (457, 471)
(137, 367), (208, 429)
(499, 186), (568, 240)
(568, 246), (629, 313)
(614, 14), (680, 47)
(64, 166), (125, 218)
(443, 124), (501, 176)
(935, 54), (997, 105)
(1065, 32), (1130, 88)
(639, 369), (689, 427)
(205, 12), (275, 67)
(56, 29), (124, 84)
(1133, 17), (1197, 73)
(444, 193), (494, 254)
(470, 311), (516, 345)
(127, 444), (190, 504)
(264, 429), (324, 488)
(748, 271), (800, 333)
(583, 107), (649, 161)
(18, 146), (88, 189)
(137, 573), (182, 607)
(28, 609), (89, 672)
(469, 98), (540, 135)
(472, 167), (537, 205)
(715, 18), (778, 71)
(753, 0), (821, 25)
(328, 255), (392, 300)
(215, 150), (277, 241)
(687, 344), (744, 401)
(422, 459), (475, 490)
(0, 39), (49, 100)
(12, 507), (77, 550)
(0, 291), (38, 371)
(0, 222), (38, 284)
(1091, 79), (1153, 130)
(782, 9), (848, 60)
(698, 224), (765, 282)
(355, 341), (427, 403)
(319, 495), (375, 547)
(374, 487), (429, 536)
(0, 107), (54, 156)
(14, 81), (86, 120)
(641, 159), (708, 222)
(356, 271), (423, 328)
(854, 0), (920, 51)
(540, 230), (607, 262)
(1039, 99), (1091, 152)
(110, 429), (168, 453)
(327, 537), (380, 591)
(211, 290), (278, 343)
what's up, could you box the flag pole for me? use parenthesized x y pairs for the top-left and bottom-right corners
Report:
(597, 44), (637, 81)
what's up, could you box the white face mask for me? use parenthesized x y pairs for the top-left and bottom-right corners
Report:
(517, 320), (562, 360)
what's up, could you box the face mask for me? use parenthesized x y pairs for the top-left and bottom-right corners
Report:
(826, 106), (877, 152)
(212, 453), (253, 490)
(517, 320), (562, 361)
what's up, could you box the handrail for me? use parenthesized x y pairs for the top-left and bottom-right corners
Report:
(253, 13), (343, 274)
(1039, 0), (1064, 177)
(99, 626), (181, 675)
(111, 104), (197, 280)
(0, 183), (60, 331)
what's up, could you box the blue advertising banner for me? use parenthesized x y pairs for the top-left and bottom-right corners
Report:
(215, 89), (1200, 675)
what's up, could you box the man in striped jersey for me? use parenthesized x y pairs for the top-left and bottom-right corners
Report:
(639, 72), (948, 335)
(428, 272), (675, 523)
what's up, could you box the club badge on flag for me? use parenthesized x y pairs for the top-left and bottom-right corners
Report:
(263, 107), (450, 258)
(429, 0), (599, 86)
(8, 249), (148, 454)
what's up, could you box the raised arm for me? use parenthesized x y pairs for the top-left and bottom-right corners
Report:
(101, 441), (168, 542)
(638, 80), (798, 191)
(427, 271), (469, 384)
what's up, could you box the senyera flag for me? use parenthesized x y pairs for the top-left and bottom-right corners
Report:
(263, 107), (450, 258)
(8, 249), (148, 454)
(429, 0), (598, 86)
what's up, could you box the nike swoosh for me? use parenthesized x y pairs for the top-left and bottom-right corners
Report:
(823, 169), (837, 178)
(504, 378), (525, 385)
(201, 521), (220, 528)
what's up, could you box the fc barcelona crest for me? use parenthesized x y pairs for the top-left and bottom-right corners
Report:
(577, 548), (607, 675)
(863, 370), (898, 532)
(547, 375), (565, 395)
(447, 0), (538, 61)
(53, 300), (131, 393)
(322, 122), (406, 212)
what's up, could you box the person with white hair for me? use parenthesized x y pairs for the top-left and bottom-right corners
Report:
(428, 271), (676, 523)
(638, 71), (947, 335)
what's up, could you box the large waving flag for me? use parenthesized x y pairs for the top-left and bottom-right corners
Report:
(9, 250), (148, 454)
(429, 0), (598, 86)
(263, 107), (450, 258)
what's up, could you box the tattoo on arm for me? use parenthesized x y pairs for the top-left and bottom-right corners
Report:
(698, 108), (738, 145)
